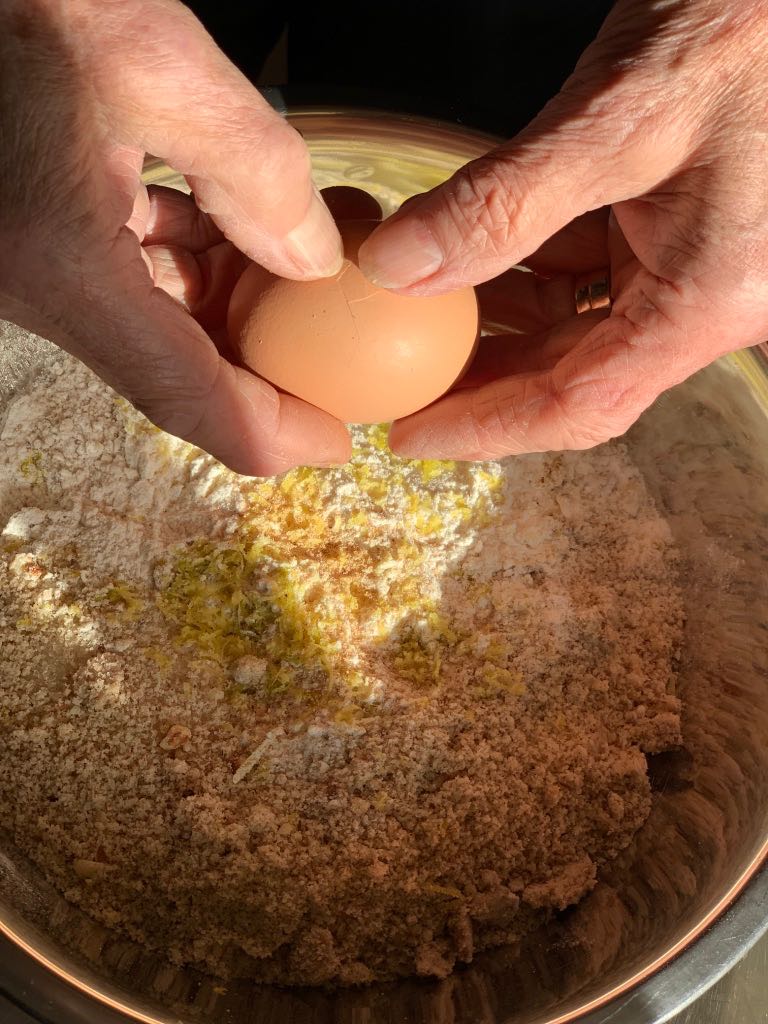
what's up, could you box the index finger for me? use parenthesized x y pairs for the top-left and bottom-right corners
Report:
(93, 1), (342, 280)
(389, 275), (714, 460)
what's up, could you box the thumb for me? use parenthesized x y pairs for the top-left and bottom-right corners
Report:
(359, 24), (695, 293)
(92, 1), (342, 281)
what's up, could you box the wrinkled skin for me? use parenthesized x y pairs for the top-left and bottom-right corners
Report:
(2, 1), (768, 473)
(360, 0), (768, 460)
(0, 0), (350, 476)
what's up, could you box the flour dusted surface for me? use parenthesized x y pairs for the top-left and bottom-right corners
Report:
(0, 352), (683, 985)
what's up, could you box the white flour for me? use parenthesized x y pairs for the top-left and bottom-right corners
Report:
(0, 349), (684, 985)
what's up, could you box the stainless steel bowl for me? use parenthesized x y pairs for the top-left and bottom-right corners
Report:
(0, 109), (766, 1024)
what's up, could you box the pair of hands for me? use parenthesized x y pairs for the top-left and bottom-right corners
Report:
(2, 0), (767, 475)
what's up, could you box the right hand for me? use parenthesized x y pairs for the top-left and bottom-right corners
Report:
(359, 0), (768, 463)
(0, 0), (351, 476)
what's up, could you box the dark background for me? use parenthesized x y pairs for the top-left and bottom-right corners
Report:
(186, 1), (615, 136)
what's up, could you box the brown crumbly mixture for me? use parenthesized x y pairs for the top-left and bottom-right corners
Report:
(0, 352), (683, 985)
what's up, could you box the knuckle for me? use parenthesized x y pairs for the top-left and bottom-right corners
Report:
(550, 339), (644, 449)
(441, 157), (523, 264)
(125, 347), (222, 444)
(469, 377), (544, 457)
(206, 115), (313, 225)
(468, 355), (635, 458)
(549, 388), (616, 450)
(131, 394), (203, 443)
(242, 452), (294, 478)
(253, 120), (312, 186)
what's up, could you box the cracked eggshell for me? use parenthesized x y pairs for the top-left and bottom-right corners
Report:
(227, 220), (479, 425)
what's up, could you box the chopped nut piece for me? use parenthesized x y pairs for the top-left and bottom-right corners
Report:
(73, 859), (113, 880)
(159, 724), (191, 751)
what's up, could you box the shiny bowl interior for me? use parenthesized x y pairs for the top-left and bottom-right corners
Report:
(0, 109), (767, 1024)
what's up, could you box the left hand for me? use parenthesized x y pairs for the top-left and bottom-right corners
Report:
(0, 0), (348, 477)
(358, 0), (768, 460)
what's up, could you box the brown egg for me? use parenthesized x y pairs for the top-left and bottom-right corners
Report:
(227, 219), (479, 424)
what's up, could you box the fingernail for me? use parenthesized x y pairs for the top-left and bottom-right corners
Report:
(358, 215), (444, 289)
(284, 191), (344, 278)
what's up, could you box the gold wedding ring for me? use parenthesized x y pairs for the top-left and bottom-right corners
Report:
(575, 272), (611, 315)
